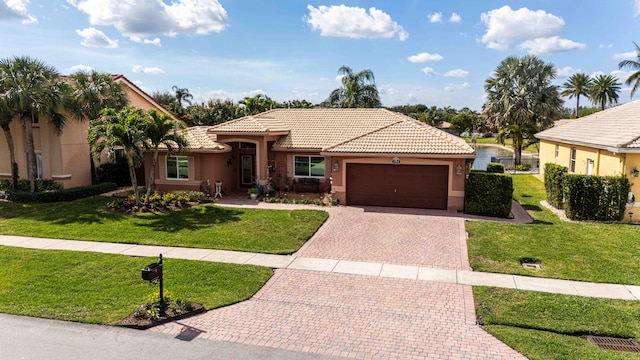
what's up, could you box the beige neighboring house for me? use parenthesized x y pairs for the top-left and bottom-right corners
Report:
(535, 100), (640, 218)
(146, 108), (476, 210)
(0, 75), (176, 189)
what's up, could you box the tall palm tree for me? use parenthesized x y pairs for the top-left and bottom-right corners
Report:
(0, 101), (17, 189)
(588, 74), (621, 111)
(484, 55), (562, 165)
(0, 56), (72, 192)
(561, 73), (592, 118)
(172, 86), (193, 108)
(89, 107), (149, 206)
(239, 94), (278, 115)
(144, 110), (188, 202)
(618, 42), (640, 99)
(326, 66), (381, 108)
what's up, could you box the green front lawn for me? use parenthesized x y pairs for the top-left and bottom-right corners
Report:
(0, 197), (328, 254)
(475, 287), (640, 360)
(466, 174), (640, 284)
(0, 246), (272, 324)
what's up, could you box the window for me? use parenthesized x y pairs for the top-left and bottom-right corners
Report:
(166, 156), (189, 180)
(555, 144), (559, 159)
(31, 113), (39, 125)
(570, 147), (576, 173)
(294, 156), (325, 177)
(25, 152), (43, 179)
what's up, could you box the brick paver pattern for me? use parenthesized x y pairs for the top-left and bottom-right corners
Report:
(153, 270), (524, 359)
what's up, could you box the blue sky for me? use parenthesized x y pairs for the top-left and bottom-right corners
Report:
(2, 0), (640, 111)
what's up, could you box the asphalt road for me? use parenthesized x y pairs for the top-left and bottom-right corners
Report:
(0, 313), (344, 360)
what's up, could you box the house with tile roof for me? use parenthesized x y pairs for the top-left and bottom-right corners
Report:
(147, 108), (476, 210)
(0, 75), (176, 189)
(535, 100), (640, 212)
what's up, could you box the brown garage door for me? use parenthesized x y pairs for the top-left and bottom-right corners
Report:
(346, 164), (448, 209)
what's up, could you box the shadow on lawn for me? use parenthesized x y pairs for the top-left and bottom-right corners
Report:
(134, 205), (244, 232)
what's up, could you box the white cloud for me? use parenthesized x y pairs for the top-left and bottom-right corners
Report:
(428, 12), (442, 23)
(590, 71), (605, 78)
(70, 0), (228, 41)
(613, 51), (637, 60)
(444, 82), (470, 92)
(306, 5), (408, 41)
(443, 68), (469, 78)
(611, 70), (634, 82)
(480, 6), (565, 51)
(131, 36), (161, 46)
(193, 88), (265, 103)
(635, 0), (640, 16)
(518, 36), (585, 55)
(0, 0), (37, 24)
(132, 65), (165, 74)
(407, 52), (443, 63)
(449, 12), (461, 23)
(599, 44), (613, 48)
(68, 64), (93, 73)
(556, 66), (581, 78)
(335, 74), (345, 84)
(76, 27), (118, 48)
(421, 67), (438, 76)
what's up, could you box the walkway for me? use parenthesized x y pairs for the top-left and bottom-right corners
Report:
(1, 234), (638, 300)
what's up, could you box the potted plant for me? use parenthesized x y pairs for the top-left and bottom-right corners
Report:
(247, 186), (259, 200)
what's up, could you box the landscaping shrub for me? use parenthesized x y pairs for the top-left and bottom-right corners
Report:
(563, 175), (630, 221)
(544, 163), (567, 208)
(0, 179), (10, 191)
(96, 161), (131, 186)
(172, 190), (207, 202)
(465, 171), (513, 218)
(505, 164), (532, 171)
(486, 162), (505, 173)
(7, 182), (117, 203)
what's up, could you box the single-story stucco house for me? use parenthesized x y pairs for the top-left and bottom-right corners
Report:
(0, 75), (177, 189)
(146, 108), (476, 210)
(535, 100), (640, 216)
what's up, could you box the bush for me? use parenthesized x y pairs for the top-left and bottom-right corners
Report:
(464, 172), (513, 218)
(563, 175), (630, 221)
(7, 182), (117, 203)
(172, 190), (207, 202)
(486, 162), (505, 173)
(96, 161), (131, 186)
(544, 163), (568, 208)
(505, 164), (532, 171)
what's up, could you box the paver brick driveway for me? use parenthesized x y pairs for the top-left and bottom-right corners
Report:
(152, 206), (524, 359)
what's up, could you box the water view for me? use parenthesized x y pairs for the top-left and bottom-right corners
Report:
(472, 144), (513, 170)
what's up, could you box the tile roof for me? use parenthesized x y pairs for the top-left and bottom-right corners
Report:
(535, 100), (640, 151)
(159, 126), (230, 153)
(209, 108), (474, 155)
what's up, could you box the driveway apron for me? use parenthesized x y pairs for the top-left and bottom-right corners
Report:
(152, 206), (524, 359)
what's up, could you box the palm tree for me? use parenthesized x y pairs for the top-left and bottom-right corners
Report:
(239, 94), (278, 115)
(172, 86), (193, 108)
(0, 101), (17, 189)
(484, 55), (562, 165)
(144, 110), (188, 202)
(588, 74), (621, 111)
(326, 66), (381, 108)
(0, 56), (72, 192)
(561, 73), (592, 118)
(618, 42), (640, 99)
(89, 107), (149, 206)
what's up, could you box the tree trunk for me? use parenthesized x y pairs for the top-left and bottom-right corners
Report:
(514, 136), (523, 166)
(1, 123), (18, 189)
(22, 115), (37, 192)
(575, 96), (580, 118)
(145, 150), (158, 203)
(127, 155), (140, 206)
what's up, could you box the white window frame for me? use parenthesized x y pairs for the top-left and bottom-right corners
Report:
(555, 144), (559, 159)
(25, 152), (43, 179)
(166, 155), (189, 180)
(570, 147), (576, 173)
(293, 155), (325, 178)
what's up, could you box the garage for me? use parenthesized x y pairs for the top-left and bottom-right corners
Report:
(346, 164), (449, 209)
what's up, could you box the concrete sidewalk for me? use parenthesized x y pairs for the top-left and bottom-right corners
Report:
(2, 234), (639, 301)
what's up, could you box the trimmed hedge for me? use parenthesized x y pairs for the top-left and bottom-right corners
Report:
(7, 182), (118, 203)
(464, 171), (513, 218)
(544, 163), (568, 209)
(486, 162), (505, 173)
(0, 179), (62, 192)
(563, 175), (630, 221)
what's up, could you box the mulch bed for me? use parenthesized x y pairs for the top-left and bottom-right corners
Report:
(116, 303), (205, 330)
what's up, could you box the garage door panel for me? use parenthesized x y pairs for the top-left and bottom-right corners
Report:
(347, 164), (448, 209)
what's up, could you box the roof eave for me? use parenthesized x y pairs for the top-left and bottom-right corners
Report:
(210, 131), (290, 136)
(319, 151), (475, 158)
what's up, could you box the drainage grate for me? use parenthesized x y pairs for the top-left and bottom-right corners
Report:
(522, 263), (543, 270)
(586, 336), (640, 353)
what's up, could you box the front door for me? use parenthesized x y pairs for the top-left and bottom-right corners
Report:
(241, 155), (254, 185)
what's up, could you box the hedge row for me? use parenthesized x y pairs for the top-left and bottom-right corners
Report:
(563, 175), (630, 221)
(486, 162), (505, 173)
(544, 163), (567, 208)
(6, 182), (118, 203)
(464, 171), (513, 218)
(0, 179), (62, 192)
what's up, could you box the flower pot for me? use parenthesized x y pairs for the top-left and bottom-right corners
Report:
(250, 193), (258, 200)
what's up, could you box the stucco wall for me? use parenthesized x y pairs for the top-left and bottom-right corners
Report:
(539, 140), (623, 178)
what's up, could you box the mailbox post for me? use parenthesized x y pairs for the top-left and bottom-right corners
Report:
(141, 254), (165, 315)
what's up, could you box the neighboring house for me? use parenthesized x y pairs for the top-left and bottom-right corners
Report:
(535, 100), (640, 215)
(146, 108), (475, 210)
(0, 75), (176, 189)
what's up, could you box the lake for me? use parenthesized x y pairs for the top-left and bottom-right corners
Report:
(472, 144), (513, 170)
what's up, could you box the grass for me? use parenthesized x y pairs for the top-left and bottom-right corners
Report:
(475, 287), (640, 359)
(0, 196), (328, 254)
(466, 174), (640, 284)
(0, 245), (272, 324)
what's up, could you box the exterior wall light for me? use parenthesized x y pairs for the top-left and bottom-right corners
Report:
(456, 164), (463, 175)
(632, 167), (639, 177)
(333, 161), (340, 171)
